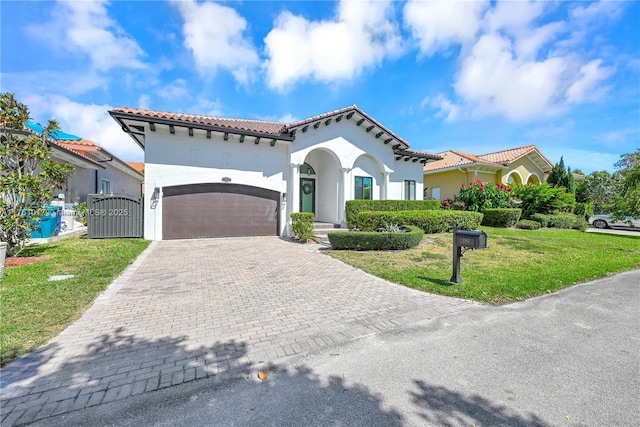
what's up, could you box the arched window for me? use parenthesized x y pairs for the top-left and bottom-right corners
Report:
(300, 162), (315, 175)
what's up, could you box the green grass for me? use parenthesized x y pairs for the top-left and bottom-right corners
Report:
(327, 228), (640, 304)
(1, 236), (150, 366)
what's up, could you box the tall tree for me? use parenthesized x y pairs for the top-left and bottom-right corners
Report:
(611, 149), (640, 221)
(547, 156), (576, 193)
(0, 93), (74, 257)
(575, 170), (621, 213)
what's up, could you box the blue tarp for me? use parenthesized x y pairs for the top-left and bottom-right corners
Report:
(25, 120), (82, 141)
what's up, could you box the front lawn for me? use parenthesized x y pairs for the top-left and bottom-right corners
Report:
(328, 228), (640, 303)
(1, 237), (150, 366)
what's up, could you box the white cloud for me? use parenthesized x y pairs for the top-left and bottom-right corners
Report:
(483, 0), (546, 34)
(278, 113), (298, 124)
(424, 94), (461, 123)
(566, 59), (614, 104)
(414, 1), (616, 123)
(404, 0), (489, 56)
(570, 1), (624, 24)
(174, 0), (259, 84)
(24, 94), (143, 162)
(264, 0), (402, 91)
(156, 79), (190, 100)
(137, 95), (151, 110)
(192, 98), (223, 117)
(455, 34), (569, 121)
(27, 0), (145, 71)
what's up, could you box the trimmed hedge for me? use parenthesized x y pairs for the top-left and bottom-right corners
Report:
(516, 220), (541, 230)
(531, 212), (585, 230)
(481, 208), (522, 227)
(291, 212), (315, 240)
(356, 210), (483, 234)
(345, 200), (440, 228)
(327, 225), (424, 250)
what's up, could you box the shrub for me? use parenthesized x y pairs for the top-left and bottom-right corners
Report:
(481, 208), (522, 227)
(531, 213), (551, 227)
(345, 200), (439, 228)
(573, 217), (589, 232)
(573, 202), (594, 220)
(328, 225), (423, 250)
(512, 184), (575, 219)
(454, 180), (513, 212)
(291, 212), (314, 240)
(532, 213), (580, 229)
(356, 210), (483, 234)
(548, 213), (579, 229)
(75, 202), (88, 226)
(516, 220), (541, 230)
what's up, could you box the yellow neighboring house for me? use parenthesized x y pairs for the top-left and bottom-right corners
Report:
(423, 145), (554, 201)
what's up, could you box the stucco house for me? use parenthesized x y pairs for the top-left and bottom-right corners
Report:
(52, 137), (143, 203)
(2, 121), (143, 204)
(423, 145), (553, 201)
(109, 105), (440, 240)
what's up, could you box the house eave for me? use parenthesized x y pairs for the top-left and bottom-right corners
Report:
(109, 110), (295, 150)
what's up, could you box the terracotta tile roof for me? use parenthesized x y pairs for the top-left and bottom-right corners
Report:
(480, 145), (553, 169)
(286, 105), (357, 129)
(423, 150), (503, 172)
(47, 140), (102, 167)
(111, 107), (287, 135)
(480, 145), (534, 164)
(111, 105), (441, 160)
(55, 138), (99, 147)
(126, 162), (144, 172)
(285, 105), (413, 150)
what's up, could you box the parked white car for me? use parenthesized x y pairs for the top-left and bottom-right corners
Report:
(588, 214), (640, 229)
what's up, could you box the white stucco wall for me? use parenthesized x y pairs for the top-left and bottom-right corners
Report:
(143, 127), (289, 240)
(140, 117), (427, 240)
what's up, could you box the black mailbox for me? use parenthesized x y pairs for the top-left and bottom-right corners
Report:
(455, 230), (487, 249)
(450, 226), (488, 283)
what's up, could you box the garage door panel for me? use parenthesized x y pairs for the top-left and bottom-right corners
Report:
(162, 184), (279, 240)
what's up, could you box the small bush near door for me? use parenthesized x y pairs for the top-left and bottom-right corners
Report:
(291, 212), (315, 241)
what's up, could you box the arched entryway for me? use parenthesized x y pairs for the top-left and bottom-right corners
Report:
(506, 171), (523, 186)
(526, 173), (541, 184)
(301, 149), (341, 223)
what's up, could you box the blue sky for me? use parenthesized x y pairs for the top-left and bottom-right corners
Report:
(2, 0), (638, 173)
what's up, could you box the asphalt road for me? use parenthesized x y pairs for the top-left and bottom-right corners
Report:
(33, 269), (640, 427)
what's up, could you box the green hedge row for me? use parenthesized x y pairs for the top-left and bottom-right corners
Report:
(355, 210), (483, 234)
(328, 225), (424, 250)
(345, 200), (440, 228)
(516, 219), (541, 230)
(481, 208), (522, 227)
(291, 212), (314, 240)
(530, 213), (588, 231)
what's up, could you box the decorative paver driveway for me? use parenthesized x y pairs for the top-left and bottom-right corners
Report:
(0, 237), (479, 426)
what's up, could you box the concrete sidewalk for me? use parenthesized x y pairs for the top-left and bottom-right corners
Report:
(0, 237), (478, 426)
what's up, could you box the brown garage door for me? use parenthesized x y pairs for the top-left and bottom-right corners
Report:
(162, 183), (280, 240)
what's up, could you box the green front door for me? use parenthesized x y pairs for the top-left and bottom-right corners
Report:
(300, 178), (315, 213)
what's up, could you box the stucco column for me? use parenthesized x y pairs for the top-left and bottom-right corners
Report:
(289, 163), (301, 216)
(382, 171), (390, 200)
(339, 167), (351, 227)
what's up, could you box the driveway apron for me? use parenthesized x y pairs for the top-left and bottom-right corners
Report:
(0, 237), (478, 426)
